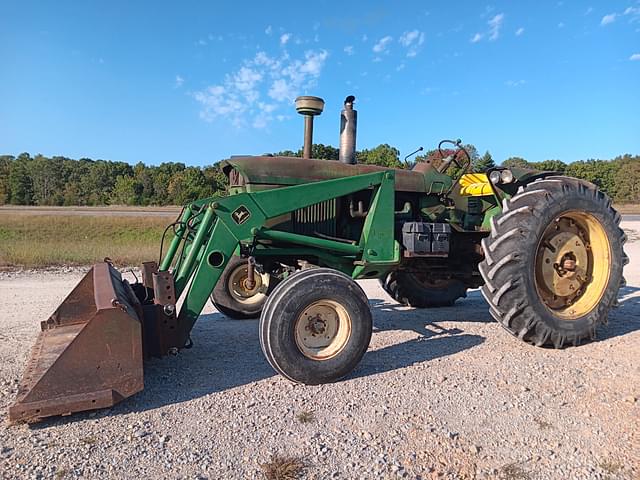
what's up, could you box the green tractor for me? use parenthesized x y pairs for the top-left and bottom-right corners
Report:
(9, 95), (626, 422)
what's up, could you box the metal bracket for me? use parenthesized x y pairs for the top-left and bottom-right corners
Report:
(153, 270), (176, 306)
(141, 261), (159, 289)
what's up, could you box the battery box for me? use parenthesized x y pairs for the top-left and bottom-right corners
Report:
(401, 222), (450, 257)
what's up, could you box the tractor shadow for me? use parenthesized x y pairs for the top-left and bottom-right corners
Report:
(349, 291), (488, 379)
(30, 298), (490, 428)
(598, 285), (640, 340)
(29, 286), (638, 428)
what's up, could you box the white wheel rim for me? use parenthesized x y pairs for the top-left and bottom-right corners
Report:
(294, 299), (352, 360)
(227, 263), (270, 306)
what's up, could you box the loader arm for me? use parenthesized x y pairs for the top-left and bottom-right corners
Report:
(162, 170), (399, 348)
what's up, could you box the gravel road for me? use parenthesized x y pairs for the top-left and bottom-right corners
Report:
(0, 222), (638, 480)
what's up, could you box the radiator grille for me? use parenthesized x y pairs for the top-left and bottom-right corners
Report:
(292, 199), (337, 237)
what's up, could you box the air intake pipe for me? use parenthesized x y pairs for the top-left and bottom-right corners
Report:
(339, 95), (357, 164)
(295, 96), (324, 159)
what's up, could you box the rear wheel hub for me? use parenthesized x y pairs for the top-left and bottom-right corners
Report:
(535, 212), (611, 319)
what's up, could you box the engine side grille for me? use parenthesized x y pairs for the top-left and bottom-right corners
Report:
(292, 199), (337, 237)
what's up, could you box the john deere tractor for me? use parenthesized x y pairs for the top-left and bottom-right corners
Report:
(10, 95), (626, 422)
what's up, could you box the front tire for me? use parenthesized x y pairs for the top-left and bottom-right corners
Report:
(479, 176), (626, 348)
(210, 256), (270, 319)
(259, 268), (372, 384)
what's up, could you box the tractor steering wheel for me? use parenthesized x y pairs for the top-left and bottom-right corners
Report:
(436, 139), (472, 174)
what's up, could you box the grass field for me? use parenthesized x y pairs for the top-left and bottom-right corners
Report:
(0, 204), (638, 269)
(0, 214), (171, 269)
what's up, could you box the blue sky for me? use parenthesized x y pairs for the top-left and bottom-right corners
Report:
(1, 1), (639, 166)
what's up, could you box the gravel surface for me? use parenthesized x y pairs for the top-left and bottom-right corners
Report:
(0, 222), (638, 480)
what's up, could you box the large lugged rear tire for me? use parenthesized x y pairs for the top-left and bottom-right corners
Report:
(479, 176), (627, 348)
(259, 268), (372, 384)
(380, 271), (467, 307)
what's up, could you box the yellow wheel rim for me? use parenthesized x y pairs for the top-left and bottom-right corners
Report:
(534, 211), (611, 320)
(294, 300), (352, 360)
(227, 263), (269, 307)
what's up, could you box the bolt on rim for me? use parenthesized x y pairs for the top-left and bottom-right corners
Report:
(294, 299), (352, 360)
(534, 211), (611, 320)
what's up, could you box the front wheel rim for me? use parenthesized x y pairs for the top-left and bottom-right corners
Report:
(534, 211), (611, 320)
(227, 264), (269, 306)
(294, 300), (352, 360)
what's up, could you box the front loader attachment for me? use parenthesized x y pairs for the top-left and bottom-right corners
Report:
(9, 262), (144, 423)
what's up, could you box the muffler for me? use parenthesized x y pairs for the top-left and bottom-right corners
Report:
(339, 95), (357, 164)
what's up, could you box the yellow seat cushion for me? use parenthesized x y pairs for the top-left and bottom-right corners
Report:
(459, 173), (493, 196)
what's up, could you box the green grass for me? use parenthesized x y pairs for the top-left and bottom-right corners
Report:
(0, 214), (172, 269)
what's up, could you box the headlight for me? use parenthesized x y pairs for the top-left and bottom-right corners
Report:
(500, 169), (514, 183)
(489, 170), (502, 184)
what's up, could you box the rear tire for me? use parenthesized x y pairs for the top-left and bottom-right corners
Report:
(479, 176), (626, 348)
(259, 268), (372, 384)
(380, 271), (467, 307)
(210, 256), (270, 319)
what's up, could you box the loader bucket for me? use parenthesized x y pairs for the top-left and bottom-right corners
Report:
(9, 262), (144, 423)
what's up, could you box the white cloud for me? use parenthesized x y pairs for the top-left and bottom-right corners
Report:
(488, 13), (505, 40)
(268, 78), (295, 102)
(298, 49), (328, 76)
(601, 13), (617, 25)
(470, 33), (483, 43)
(624, 6), (640, 22)
(515, 27), (525, 36)
(399, 30), (425, 57)
(630, 53), (640, 61)
(193, 49), (328, 128)
(344, 45), (355, 55)
(280, 33), (291, 45)
(399, 30), (420, 47)
(505, 79), (526, 87)
(175, 75), (184, 88)
(372, 35), (393, 54)
(265, 25), (272, 35)
(361, 34), (368, 42)
(558, 22), (565, 28)
(585, 7), (593, 15)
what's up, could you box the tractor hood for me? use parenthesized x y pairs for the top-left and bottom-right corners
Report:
(221, 156), (434, 193)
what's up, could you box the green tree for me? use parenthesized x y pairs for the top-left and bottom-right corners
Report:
(357, 144), (402, 168)
(110, 175), (138, 205)
(273, 144), (339, 160)
(202, 164), (229, 196)
(8, 153), (33, 205)
(473, 151), (496, 173)
(530, 160), (567, 173)
(565, 159), (621, 197)
(134, 162), (155, 205)
(29, 154), (65, 206)
(0, 155), (14, 204)
(502, 157), (530, 168)
(612, 157), (640, 202)
(168, 167), (211, 205)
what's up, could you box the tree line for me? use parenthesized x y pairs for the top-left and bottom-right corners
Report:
(0, 146), (638, 206)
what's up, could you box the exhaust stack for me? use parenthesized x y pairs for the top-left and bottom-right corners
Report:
(295, 96), (325, 159)
(339, 95), (357, 164)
